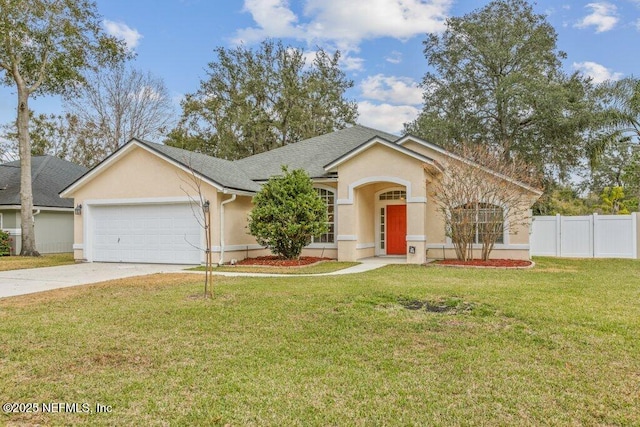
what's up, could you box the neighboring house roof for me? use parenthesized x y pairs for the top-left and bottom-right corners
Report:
(0, 155), (87, 209)
(235, 125), (400, 180)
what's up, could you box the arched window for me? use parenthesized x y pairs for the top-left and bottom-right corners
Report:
(313, 187), (335, 243)
(452, 203), (504, 244)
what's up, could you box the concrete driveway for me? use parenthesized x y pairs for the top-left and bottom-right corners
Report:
(0, 263), (194, 299)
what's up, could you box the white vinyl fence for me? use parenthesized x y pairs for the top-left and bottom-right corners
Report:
(531, 213), (639, 259)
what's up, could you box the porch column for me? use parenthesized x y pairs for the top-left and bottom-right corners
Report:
(406, 201), (427, 264)
(337, 203), (357, 261)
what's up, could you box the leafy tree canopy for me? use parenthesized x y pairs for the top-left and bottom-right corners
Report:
(405, 0), (593, 180)
(166, 39), (358, 160)
(0, 0), (127, 97)
(0, 0), (128, 256)
(248, 167), (328, 260)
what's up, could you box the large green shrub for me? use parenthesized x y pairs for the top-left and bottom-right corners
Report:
(248, 167), (328, 260)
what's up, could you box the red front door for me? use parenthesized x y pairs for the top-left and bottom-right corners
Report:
(386, 205), (407, 255)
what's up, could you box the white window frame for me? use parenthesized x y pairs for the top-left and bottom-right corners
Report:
(446, 202), (507, 247)
(308, 185), (337, 248)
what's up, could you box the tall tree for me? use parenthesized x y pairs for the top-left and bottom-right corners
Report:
(405, 0), (592, 179)
(166, 40), (358, 160)
(588, 77), (640, 163)
(0, 0), (126, 255)
(66, 64), (176, 157)
(1, 112), (110, 167)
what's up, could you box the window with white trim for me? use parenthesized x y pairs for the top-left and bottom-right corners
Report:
(452, 203), (504, 244)
(379, 190), (406, 201)
(313, 187), (335, 243)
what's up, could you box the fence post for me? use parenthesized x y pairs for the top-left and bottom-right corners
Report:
(592, 213), (598, 258)
(556, 213), (561, 257)
(633, 212), (639, 259)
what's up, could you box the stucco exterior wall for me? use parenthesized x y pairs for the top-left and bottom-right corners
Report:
(68, 146), (220, 262)
(335, 143), (428, 263)
(404, 138), (540, 260)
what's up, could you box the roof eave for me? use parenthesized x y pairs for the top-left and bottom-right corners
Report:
(397, 134), (543, 196)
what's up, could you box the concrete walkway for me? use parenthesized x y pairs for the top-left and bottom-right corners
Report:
(206, 256), (407, 277)
(0, 257), (407, 299)
(0, 263), (192, 299)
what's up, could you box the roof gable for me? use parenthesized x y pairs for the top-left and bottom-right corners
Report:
(61, 139), (260, 197)
(323, 136), (438, 171)
(235, 125), (399, 180)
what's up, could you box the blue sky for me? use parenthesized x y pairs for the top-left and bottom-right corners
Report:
(1, 0), (639, 136)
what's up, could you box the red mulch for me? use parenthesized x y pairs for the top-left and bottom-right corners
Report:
(435, 259), (533, 268)
(235, 256), (332, 267)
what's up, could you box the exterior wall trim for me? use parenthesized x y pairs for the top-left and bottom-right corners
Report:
(212, 244), (265, 252)
(337, 176), (426, 205)
(337, 235), (357, 241)
(84, 196), (195, 206)
(426, 243), (530, 250)
(406, 235), (427, 241)
(356, 242), (375, 249)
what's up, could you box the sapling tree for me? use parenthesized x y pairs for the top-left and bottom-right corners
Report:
(179, 159), (214, 298)
(248, 167), (328, 260)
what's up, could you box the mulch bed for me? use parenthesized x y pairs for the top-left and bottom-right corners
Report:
(235, 256), (333, 267)
(434, 259), (533, 268)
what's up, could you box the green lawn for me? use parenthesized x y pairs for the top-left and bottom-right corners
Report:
(0, 253), (75, 271)
(0, 257), (638, 425)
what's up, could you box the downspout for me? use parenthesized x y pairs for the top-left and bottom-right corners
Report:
(219, 194), (237, 265)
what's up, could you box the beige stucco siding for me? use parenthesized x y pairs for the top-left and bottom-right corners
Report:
(67, 146), (220, 262)
(335, 143), (428, 262)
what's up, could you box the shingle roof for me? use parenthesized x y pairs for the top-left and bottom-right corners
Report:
(235, 125), (400, 180)
(62, 125), (409, 196)
(0, 156), (87, 208)
(136, 139), (261, 192)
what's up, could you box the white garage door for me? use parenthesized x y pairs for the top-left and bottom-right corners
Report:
(91, 203), (201, 264)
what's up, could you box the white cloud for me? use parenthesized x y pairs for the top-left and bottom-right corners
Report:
(575, 2), (618, 33)
(103, 20), (142, 51)
(360, 75), (423, 105)
(385, 51), (402, 64)
(235, 0), (452, 53)
(573, 61), (623, 83)
(357, 101), (420, 135)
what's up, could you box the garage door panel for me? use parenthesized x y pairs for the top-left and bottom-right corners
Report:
(91, 203), (201, 264)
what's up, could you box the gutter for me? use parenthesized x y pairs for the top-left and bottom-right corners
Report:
(219, 194), (237, 265)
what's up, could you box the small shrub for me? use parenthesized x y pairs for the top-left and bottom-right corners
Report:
(0, 230), (12, 256)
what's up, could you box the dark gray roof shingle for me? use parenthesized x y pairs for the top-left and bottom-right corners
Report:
(0, 156), (87, 208)
(235, 125), (399, 180)
(137, 139), (261, 192)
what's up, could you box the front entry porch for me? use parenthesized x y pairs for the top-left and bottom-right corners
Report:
(336, 180), (428, 265)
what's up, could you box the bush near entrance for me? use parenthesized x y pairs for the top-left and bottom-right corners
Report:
(248, 166), (328, 260)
